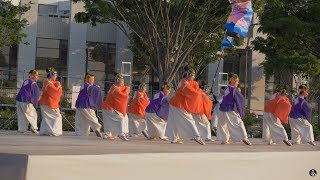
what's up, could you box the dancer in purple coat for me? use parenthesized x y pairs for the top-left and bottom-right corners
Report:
(75, 73), (102, 137)
(217, 73), (251, 145)
(16, 69), (40, 134)
(289, 85), (315, 146)
(145, 83), (171, 140)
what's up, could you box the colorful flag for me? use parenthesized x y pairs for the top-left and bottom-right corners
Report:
(221, 36), (234, 50)
(225, 0), (253, 38)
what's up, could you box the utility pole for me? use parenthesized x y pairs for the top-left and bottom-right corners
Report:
(85, 48), (89, 73)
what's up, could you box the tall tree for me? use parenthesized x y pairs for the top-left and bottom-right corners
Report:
(253, 0), (320, 84)
(0, 1), (31, 48)
(73, 0), (229, 84)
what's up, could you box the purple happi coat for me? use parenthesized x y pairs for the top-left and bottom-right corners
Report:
(219, 85), (245, 118)
(289, 96), (312, 123)
(146, 92), (164, 113)
(16, 79), (40, 107)
(75, 83), (102, 109)
(156, 96), (170, 121)
(145, 91), (170, 121)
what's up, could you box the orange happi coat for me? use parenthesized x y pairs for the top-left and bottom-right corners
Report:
(102, 85), (130, 117)
(128, 91), (150, 118)
(264, 94), (291, 124)
(39, 80), (62, 109)
(170, 80), (203, 114)
(203, 93), (213, 120)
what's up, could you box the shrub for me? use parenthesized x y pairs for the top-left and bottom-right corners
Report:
(0, 95), (15, 105)
(243, 111), (262, 138)
(312, 122), (320, 141)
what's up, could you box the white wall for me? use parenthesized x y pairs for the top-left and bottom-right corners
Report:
(249, 14), (266, 115)
(66, 0), (87, 88)
(17, 0), (39, 87)
(27, 152), (320, 180)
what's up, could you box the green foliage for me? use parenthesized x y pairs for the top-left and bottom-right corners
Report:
(60, 97), (71, 108)
(253, 0), (320, 82)
(0, 108), (15, 118)
(73, 0), (230, 83)
(312, 122), (320, 141)
(1, 80), (17, 88)
(61, 111), (76, 131)
(0, 95), (15, 105)
(0, 1), (31, 48)
(0, 108), (17, 130)
(243, 112), (262, 138)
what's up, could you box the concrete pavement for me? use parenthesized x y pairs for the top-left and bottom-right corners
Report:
(0, 131), (319, 155)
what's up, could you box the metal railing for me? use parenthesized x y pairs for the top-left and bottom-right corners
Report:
(0, 69), (161, 131)
(0, 104), (110, 131)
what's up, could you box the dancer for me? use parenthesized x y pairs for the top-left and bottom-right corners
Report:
(165, 67), (205, 145)
(192, 83), (214, 141)
(289, 85), (316, 146)
(101, 73), (130, 141)
(145, 82), (171, 140)
(217, 73), (251, 145)
(39, 68), (63, 136)
(128, 83), (150, 139)
(16, 69), (40, 134)
(263, 87), (292, 146)
(75, 73), (102, 137)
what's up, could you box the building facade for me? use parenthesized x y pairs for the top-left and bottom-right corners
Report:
(1, 0), (267, 113)
(0, 0), (133, 92)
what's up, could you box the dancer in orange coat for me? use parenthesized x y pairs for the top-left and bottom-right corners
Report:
(39, 68), (63, 136)
(263, 87), (292, 146)
(165, 67), (205, 145)
(191, 82), (214, 142)
(102, 73), (130, 141)
(128, 83), (150, 139)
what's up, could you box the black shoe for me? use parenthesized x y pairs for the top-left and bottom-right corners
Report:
(308, 141), (316, 146)
(95, 130), (102, 137)
(142, 130), (150, 139)
(118, 135), (129, 141)
(243, 139), (252, 146)
(194, 137), (205, 145)
(283, 140), (292, 146)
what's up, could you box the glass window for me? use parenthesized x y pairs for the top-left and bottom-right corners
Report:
(38, 4), (70, 18)
(121, 62), (131, 75)
(0, 47), (10, 68)
(35, 38), (68, 87)
(0, 46), (18, 87)
(86, 42), (116, 92)
(123, 76), (131, 87)
(38, 4), (58, 16)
